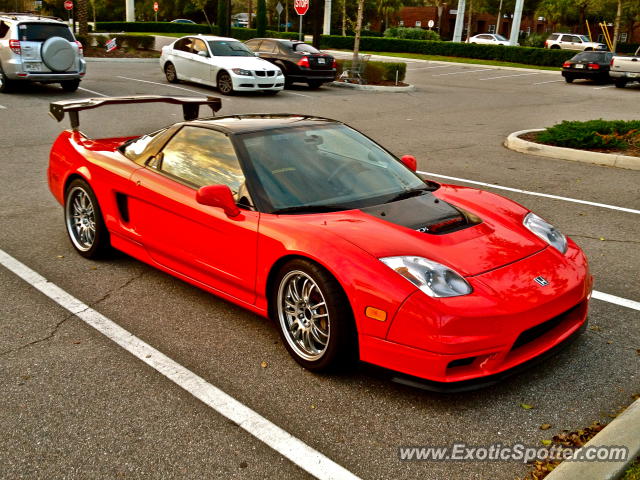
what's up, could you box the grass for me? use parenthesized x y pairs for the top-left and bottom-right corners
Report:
(341, 50), (561, 71)
(622, 458), (640, 480)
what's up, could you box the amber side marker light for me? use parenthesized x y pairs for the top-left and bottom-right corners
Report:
(365, 307), (387, 322)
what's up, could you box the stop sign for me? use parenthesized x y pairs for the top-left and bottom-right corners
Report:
(153, 2), (158, 12)
(64, 0), (73, 10)
(293, 0), (309, 16)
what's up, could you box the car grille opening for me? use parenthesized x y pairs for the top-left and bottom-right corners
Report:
(511, 302), (583, 351)
(255, 71), (265, 77)
(258, 83), (275, 88)
(240, 83), (254, 87)
(447, 356), (477, 369)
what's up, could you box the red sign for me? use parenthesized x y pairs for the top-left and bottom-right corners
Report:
(293, 0), (309, 16)
(153, 2), (158, 12)
(64, 0), (73, 10)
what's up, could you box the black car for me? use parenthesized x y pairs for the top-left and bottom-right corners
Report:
(562, 51), (614, 83)
(244, 38), (336, 89)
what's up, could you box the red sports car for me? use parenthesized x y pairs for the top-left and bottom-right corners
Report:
(48, 96), (592, 390)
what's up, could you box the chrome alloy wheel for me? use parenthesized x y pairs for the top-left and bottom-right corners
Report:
(217, 73), (233, 94)
(277, 271), (330, 361)
(65, 186), (96, 252)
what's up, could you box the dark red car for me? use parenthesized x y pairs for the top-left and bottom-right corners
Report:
(48, 96), (592, 390)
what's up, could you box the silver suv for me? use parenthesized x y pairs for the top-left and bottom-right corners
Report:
(0, 13), (86, 93)
(544, 33), (607, 51)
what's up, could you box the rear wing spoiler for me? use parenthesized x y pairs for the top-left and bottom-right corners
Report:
(49, 95), (222, 130)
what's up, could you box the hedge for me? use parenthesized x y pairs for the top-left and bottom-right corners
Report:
(94, 21), (300, 41)
(87, 34), (155, 50)
(320, 35), (576, 67)
(536, 119), (640, 150)
(335, 59), (407, 83)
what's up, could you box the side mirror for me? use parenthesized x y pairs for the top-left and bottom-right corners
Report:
(196, 185), (240, 217)
(197, 50), (208, 57)
(400, 155), (417, 172)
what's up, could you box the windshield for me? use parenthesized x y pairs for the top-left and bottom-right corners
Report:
(292, 42), (320, 53)
(238, 124), (426, 212)
(208, 40), (254, 56)
(494, 34), (508, 41)
(573, 51), (611, 62)
(578, 35), (591, 42)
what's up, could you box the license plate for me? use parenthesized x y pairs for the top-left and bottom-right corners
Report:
(629, 72), (639, 78)
(24, 62), (42, 72)
(575, 64), (584, 69)
(317, 58), (326, 64)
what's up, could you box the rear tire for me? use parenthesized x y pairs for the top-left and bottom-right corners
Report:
(614, 79), (627, 89)
(307, 80), (323, 89)
(60, 79), (80, 92)
(0, 65), (14, 93)
(217, 71), (234, 95)
(564, 75), (574, 83)
(550, 45), (560, 49)
(64, 179), (110, 259)
(164, 62), (179, 83)
(272, 259), (357, 372)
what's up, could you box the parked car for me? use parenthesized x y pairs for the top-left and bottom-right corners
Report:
(545, 33), (607, 51)
(610, 47), (640, 88)
(160, 35), (284, 95)
(562, 51), (614, 83)
(170, 19), (196, 24)
(244, 38), (336, 88)
(467, 33), (514, 46)
(48, 95), (592, 389)
(0, 13), (85, 93)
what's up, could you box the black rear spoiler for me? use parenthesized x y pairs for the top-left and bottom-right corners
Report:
(49, 95), (222, 130)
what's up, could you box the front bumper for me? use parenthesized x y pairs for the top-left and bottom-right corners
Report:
(231, 72), (285, 91)
(360, 242), (592, 384)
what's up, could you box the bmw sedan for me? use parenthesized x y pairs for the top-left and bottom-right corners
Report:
(160, 35), (284, 95)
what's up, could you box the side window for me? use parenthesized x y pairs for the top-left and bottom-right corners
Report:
(174, 38), (190, 52)
(548, 34), (559, 41)
(0, 21), (9, 38)
(192, 38), (208, 56)
(246, 39), (261, 50)
(158, 127), (245, 193)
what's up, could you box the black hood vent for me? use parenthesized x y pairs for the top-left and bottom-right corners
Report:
(361, 192), (480, 235)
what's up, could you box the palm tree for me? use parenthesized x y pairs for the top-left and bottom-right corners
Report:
(377, 0), (402, 32)
(425, 0), (447, 33)
(77, 0), (88, 36)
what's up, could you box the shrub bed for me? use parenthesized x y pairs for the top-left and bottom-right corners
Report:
(320, 35), (575, 67)
(335, 59), (407, 84)
(535, 120), (640, 151)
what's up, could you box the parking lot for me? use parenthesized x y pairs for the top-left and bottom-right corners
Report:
(1, 58), (639, 479)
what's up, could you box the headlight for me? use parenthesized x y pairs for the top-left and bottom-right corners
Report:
(380, 256), (472, 298)
(232, 68), (252, 76)
(277, 70), (284, 76)
(523, 212), (567, 254)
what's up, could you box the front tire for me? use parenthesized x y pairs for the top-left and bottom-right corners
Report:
(307, 80), (323, 89)
(614, 79), (627, 89)
(64, 179), (110, 259)
(564, 75), (574, 83)
(273, 259), (356, 372)
(164, 62), (179, 83)
(217, 71), (234, 95)
(60, 79), (80, 92)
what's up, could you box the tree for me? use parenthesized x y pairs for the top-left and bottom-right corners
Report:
(377, 0), (402, 32)
(218, 0), (229, 35)
(424, 0), (447, 33)
(256, 0), (267, 35)
(612, 0), (622, 51)
(192, 0), (214, 31)
(352, 0), (365, 66)
(77, 0), (88, 36)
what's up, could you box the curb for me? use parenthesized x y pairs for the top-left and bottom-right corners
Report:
(325, 50), (559, 75)
(544, 398), (640, 480)
(328, 81), (415, 92)
(505, 129), (640, 171)
(85, 57), (158, 63)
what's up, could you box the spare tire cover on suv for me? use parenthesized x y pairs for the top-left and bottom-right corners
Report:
(41, 37), (75, 72)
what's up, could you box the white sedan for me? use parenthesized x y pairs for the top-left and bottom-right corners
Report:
(160, 35), (285, 95)
(467, 33), (517, 46)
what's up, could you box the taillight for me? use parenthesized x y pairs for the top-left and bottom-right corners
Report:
(563, 61), (571, 68)
(587, 63), (600, 70)
(610, 58), (615, 66)
(9, 39), (21, 55)
(75, 40), (83, 55)
(331, 58), (337, 68)
(297, 56), (310, 68)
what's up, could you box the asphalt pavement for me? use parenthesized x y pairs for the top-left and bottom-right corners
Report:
(1, 59), (638, 480)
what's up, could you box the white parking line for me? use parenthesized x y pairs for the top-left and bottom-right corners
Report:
(0, 248), (360, 480)
(117, 75), (219, 97)
(592, 291), (640, 311)
(284, 91), (311, 98)
(478, 72), (540, 81)
(593, 85), (615, 90)
(78, 87), (107, 97)
(0, 104), (6, 109)
(409, 65), (454, 71)
(533, 79), (564, 85)
(432, 68), (494, 77)
(418, 171), (640, 215)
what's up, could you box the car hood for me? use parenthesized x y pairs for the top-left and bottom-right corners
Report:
(212, 56), (280, 71)
(311, 191), (545, 277)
